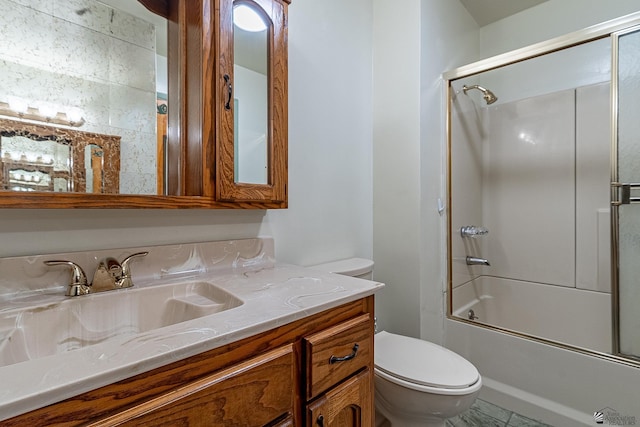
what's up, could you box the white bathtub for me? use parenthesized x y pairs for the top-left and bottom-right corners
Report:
(445, 276), (640, 427)
(452, 276), (611, 354)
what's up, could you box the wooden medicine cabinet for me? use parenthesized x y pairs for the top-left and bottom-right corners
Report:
(0, 0), (289, 209)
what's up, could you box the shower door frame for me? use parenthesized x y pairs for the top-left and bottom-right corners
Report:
(611, 24), (640, 361)
(443, 11), (640, 367)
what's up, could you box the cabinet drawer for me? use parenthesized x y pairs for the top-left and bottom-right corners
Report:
(304, 314), (372, 399)
(92, 345), (295, 427)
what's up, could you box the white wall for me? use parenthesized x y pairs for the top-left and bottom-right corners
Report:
(372, 0), (422, 337)
(0, 0), (374, 272)
(264, 0), (374, 267)
(418, 0), (479, 344)
(480, 0), (640, 57)
(371, 0), (479, 340)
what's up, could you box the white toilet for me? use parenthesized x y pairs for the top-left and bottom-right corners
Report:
(311, 258), (482, 427)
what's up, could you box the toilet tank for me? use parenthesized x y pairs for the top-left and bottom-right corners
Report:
(310, 258), (374, 280)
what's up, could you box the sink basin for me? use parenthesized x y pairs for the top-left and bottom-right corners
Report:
(0, 281), (243, 368)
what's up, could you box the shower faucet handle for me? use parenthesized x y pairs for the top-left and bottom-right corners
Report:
(460, 225), (489, 238)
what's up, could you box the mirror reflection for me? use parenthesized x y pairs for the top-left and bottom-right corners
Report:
(0, 0), (167, 195)
(233, 2), (269, 185)
(1, 133), (71, 192)
(0, 118), (120, 193)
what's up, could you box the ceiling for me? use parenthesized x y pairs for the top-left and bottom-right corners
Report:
(459, 0), (549, 26)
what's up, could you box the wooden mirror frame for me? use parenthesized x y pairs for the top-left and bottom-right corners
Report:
(0, 0), (289, 209)
(0, 118), (121, 194)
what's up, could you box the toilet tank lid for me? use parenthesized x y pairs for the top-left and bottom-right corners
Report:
(310, 258), (374, 277)
(374, 331), (479, 390)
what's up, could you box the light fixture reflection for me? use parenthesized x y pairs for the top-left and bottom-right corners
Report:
(0, 98), (85, 127)
(233, 4), (267, 32)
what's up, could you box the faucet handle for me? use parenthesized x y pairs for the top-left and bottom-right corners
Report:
(44, 260), (90, 296)
(118, 251), (149, 288)
(460, 225), (489, 238)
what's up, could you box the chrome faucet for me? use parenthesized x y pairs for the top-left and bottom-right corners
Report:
(466, 256), (490, 266)
(45, 252), (148, 296)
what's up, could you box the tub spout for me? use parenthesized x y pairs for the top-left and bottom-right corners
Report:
(466, 256), (490, 266)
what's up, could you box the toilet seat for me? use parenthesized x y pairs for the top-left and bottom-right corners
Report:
(374, 331), (481, 395)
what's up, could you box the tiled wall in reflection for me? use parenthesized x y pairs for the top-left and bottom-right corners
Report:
(0, 0), (157, 194)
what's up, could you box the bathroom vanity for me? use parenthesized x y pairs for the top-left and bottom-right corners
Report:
(0, 238), (382, 426)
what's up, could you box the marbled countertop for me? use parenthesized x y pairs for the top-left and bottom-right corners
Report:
(0, 239), (383, 421)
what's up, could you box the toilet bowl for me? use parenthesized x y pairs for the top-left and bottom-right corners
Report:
(374, 331), (481, 427)
(311, 258), (482, 427)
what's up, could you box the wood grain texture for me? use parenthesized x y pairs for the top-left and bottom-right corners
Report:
(306, 370), (372, 427)
(137, 0), (170, 18)
(304, 314), (372, 400)
(90, 346), (294, 426)
(0, 192), (286, 208)
(216, 0), (288, 204)
(3, 296), (374, 427)
(2, 0), (288, 209)
(0, 118), (120, 194)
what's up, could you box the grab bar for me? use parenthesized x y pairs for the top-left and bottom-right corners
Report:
(612, 182), (640, 205)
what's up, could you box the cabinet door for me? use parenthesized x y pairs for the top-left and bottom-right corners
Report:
(93, 346), (295, 427)
(306, 370), (372, 427)
(217, 0), (288, 205)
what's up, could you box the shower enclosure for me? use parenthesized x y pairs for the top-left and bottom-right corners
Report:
(445, 13), (640, 365)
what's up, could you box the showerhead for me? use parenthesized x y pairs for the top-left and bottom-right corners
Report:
(462, 84), (498, 105)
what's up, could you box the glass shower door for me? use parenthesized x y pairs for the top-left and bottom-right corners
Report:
(614, 26), (640, 359)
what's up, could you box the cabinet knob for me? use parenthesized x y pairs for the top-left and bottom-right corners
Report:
(316, 415), (324, 426)
(329, 343), (359, 364)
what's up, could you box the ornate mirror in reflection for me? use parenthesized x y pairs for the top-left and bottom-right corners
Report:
(0, 0), (167, 195)
(0, 118), (120, 193)
(233, 1), (269, 185)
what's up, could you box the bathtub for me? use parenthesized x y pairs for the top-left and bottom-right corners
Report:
(445, 276), (640, 426)
(452, 275), (611, 353)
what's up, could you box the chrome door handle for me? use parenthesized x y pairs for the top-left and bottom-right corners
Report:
(612, 182), (640, 205)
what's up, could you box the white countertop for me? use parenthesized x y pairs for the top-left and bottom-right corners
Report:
(0, 262), (383, 421)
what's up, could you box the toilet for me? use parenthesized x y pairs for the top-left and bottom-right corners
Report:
(311, 258), (482, 427)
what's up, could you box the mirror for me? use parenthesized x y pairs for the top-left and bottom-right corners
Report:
(0, 118), (120, 193)
(0, 0), (167, 195)
(233, 2), (269, 185)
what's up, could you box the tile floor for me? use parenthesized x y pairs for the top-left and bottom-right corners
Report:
(446, 399), (553, 427)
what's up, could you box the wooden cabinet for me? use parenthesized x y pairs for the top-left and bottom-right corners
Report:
(306, 371), (372, 427)
(92, 346), (294, 426)
(303, 314), (374, 427)
(3, 296), (375, 427)
(0, 0), (289, 209)
(165, 0), (289, 207)
(216, 0), (289, 204)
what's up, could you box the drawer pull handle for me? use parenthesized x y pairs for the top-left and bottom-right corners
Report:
(316, 415), (324, 426)
(329, 343), (359, 364)
(224, 74), (233, 110)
